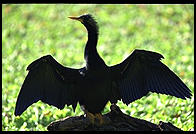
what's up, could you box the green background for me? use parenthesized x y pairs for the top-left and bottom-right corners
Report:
(2, 4), (194, 131)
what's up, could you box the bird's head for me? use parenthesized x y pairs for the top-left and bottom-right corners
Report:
(68, 14), (98, 33)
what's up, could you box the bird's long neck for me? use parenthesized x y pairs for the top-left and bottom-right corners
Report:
(85, 30), (98, 58)
(84, 25), (103, 69)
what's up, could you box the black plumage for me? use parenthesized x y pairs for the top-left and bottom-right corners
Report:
(15, 14), (191, 119)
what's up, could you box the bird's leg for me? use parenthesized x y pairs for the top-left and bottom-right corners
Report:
(94, 113), (104, 125)
(81, 105), (106, 125)
(85, 111), (96, 124)
(81, 105), (96, 124)
(86, 112), (104, 126)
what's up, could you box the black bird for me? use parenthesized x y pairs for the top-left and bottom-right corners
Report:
(15, 14), (191, 124)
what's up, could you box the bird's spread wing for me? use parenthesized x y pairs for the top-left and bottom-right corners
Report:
(15, 55), (83, 116)
(110, 49), (192, 105)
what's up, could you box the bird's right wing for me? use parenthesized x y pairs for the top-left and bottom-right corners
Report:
(15, 55), (83, 116)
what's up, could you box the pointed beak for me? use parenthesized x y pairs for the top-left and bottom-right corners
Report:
(68, 16), (83, 23)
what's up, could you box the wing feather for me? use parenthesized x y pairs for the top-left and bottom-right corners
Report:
(15, 55), (83, 116)
(110, 49), (191, 104)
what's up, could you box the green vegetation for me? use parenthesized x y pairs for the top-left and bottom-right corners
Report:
(2, 4), (194, 131)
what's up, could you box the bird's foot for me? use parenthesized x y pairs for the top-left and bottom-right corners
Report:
(85, 112), (109, 126)
(85, 111), (96, 124)
(94, 113), (104, 125)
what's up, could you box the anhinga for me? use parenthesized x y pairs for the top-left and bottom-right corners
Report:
(15, 14), (192, 125)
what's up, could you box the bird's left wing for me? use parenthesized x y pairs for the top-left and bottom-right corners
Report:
(15, 55), (83, 116)
(110, 49), (192, 105)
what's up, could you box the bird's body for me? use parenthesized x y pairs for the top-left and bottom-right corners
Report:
(15, 14), (191, 123)
(77, 66), (111, 113)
